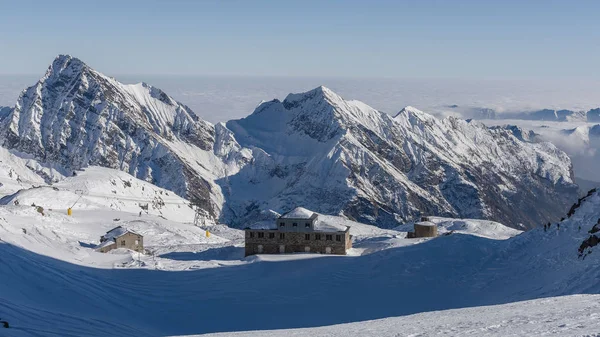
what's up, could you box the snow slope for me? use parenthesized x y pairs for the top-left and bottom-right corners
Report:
(1, 190), (600, 336)
(0, 147), (66, 196)
(196, 295), (600, 337)
(0, 166), (197, 222)
(395, 216), (522, 240)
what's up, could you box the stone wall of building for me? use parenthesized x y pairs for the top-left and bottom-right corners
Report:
(414, 223), (437, 237)
(245, 229), (351, 256)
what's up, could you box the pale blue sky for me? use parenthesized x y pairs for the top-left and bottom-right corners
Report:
(1, 0), (599, 78)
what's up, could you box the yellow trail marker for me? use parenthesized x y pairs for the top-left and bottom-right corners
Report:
(206, 230), (210, 238)
(67, 208), (72, 216)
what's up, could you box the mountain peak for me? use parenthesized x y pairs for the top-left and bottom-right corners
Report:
(395, 105), (425, 118)
(42, 54), (90, 84)
(282, 85), (342, 110)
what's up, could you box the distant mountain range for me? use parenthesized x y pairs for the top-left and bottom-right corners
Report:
(0, 55), (580, 229)
(453, 105), (598, 122)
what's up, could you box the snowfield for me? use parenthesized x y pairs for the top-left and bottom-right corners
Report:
(1, 183), (600, 336)
(395, 216), (522, 240)
(195, 295), (600, 337)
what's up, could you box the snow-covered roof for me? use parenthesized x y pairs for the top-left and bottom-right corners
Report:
(415, 221), (436, 227)
(314, 220), (348, 232)
(280, 207), (317, 219)
(247, 218), (348, 232)
(94, 240), (116, 250)
(102, 226), (141, 241)
(248, 220), (276, 230)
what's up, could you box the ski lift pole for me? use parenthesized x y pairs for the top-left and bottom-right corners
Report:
(68, 189), (85, 215)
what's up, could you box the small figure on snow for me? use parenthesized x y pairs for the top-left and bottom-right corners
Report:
(557, 223), (560, 230)
(139, 211), (142, 217)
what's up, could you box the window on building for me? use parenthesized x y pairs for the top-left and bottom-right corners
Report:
(135, 240), (139, 245)
(279, 233), (285, 239)
(121, 240), (126, 246)
(293, 222), (298, 227)
(280, 222), (285, 227)
(336, 235), (341, 241)
(305, 234), (310, 240)
(315, 234), (321, 240)
(326, 235), (332, 241)
(258, 232), (264, 238)
(269, 233), (275, 239)
(305, 222), (310, 228)
(250, 232), (255, 238)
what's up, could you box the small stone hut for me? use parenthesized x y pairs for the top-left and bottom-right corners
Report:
(407, 221), (438, 238)
(95, 226), (144, 253)
(245, 207), (352, 257)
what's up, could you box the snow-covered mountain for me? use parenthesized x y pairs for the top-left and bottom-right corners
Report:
(0, 55), (579, 229)
(224, 86), (577, 229)
(0, 55), (249, 219)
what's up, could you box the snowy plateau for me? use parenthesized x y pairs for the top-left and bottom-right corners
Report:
(0, 55), (599, 337)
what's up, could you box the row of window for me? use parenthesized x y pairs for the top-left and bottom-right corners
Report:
(255, 245), (334, 254)
(249, 232), (342, 242)
(250, 232), (285, 239)
(280, 222), (311, 228)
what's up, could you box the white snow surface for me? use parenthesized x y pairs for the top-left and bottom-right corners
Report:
(396, 216), (523, 240)
(0, 166), (196, 223)
(280, 207), (314, 219)
(1, 188), (600, 336)
(195, 295), (600, 337)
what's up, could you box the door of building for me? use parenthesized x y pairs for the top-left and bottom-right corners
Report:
(325, 247), (332, 254)
(279, 245), (285, 253)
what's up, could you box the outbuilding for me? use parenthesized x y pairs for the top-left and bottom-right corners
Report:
(95, 226), (144, 253)
(407, 221), (438, 238)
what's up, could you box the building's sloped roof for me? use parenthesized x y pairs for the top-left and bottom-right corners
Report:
(247, 218), (348, 233)
(314, 220), (348, 232)
(94, 240), (116, 250)
(280, 207), (316, 219)
(415, 221), (436, 227)
(102, 226), (141, 241)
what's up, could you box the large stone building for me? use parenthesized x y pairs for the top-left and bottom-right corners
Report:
(245, 207), (352, 256)
(95, 226), (144, 253)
